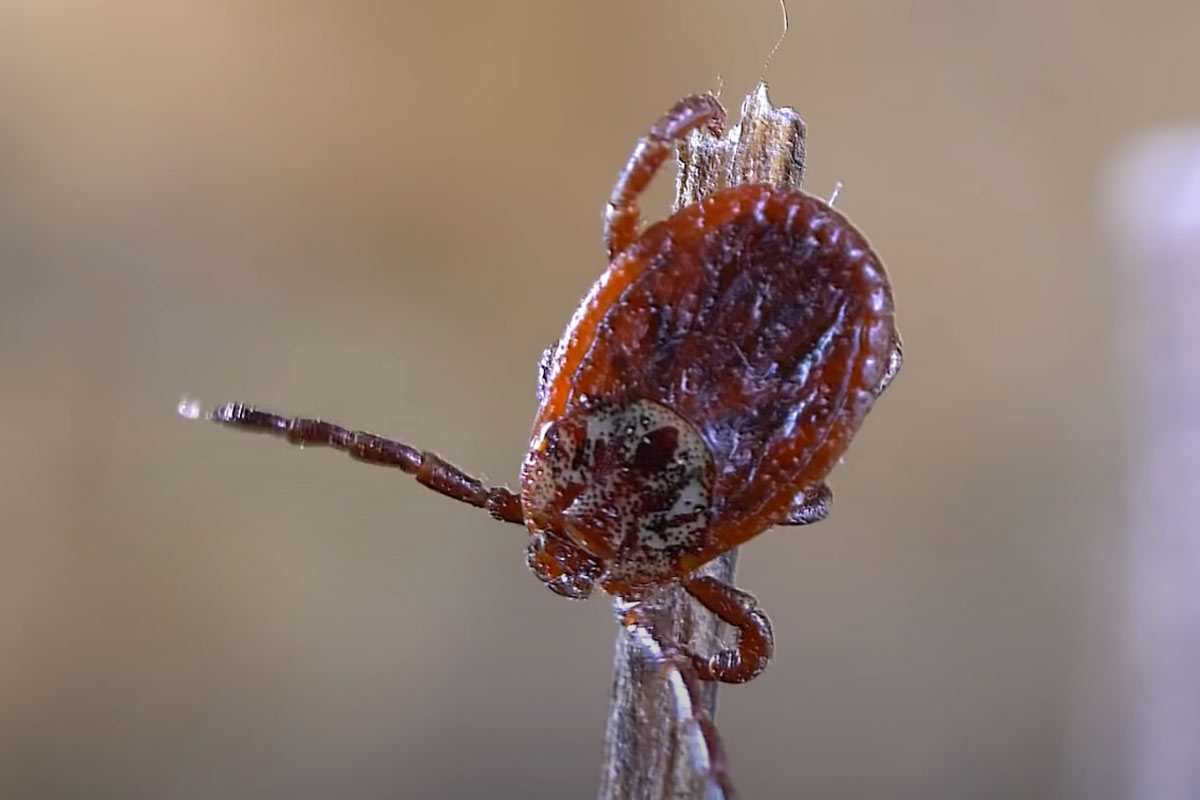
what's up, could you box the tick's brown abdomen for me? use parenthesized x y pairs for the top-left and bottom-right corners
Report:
(557, 184), (897, 557)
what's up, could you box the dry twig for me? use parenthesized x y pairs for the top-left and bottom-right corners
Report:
(597, 82), (808, 800)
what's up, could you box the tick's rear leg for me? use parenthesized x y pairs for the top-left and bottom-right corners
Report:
(206, 403), (524, 524)
(683, 576), (774, 684)
(604, 93), (726, 260)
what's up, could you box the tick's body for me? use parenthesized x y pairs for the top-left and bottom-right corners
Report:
(526, 181), (896, 603)
(205, 92), (899, 793)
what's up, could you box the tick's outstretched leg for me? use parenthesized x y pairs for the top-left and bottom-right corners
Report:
(207, 403), (524, 524)
(604, 93), (726, 260)
(683, 576), (774, 684)
(620, 603), (737, 799)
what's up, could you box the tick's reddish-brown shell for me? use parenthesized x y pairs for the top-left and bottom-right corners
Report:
(532, 183), (897, 577)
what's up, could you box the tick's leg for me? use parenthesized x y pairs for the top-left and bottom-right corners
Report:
(208, 403), (524, 524)
(620, 603), (736, 798)
(527, 533), (601, 599)
(683, 576), (774, 684)
(877, 336), (904, 397)
(604, 93), (726, 260)
(781, 483), (832, 526)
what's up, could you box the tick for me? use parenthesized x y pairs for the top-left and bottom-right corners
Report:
(194, 89), (900, 763)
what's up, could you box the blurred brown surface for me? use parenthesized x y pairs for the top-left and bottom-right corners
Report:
(1, 2), (1196, 798)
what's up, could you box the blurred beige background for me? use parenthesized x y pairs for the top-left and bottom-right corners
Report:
(2, 1), (1197, 798)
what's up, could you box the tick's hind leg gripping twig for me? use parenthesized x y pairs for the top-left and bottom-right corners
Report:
(683, 576), (775, 685)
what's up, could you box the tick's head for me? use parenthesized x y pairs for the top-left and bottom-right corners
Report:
(520, 398), (714, 589)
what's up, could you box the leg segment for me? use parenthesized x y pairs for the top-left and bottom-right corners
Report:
(683, 576), (774, 684)
(604, 93), (726, 260)
(526, 532), (601, 599)
(781, 482), (832, 526)
(209, 403), (524, 524)
(620, 602), (736, 798)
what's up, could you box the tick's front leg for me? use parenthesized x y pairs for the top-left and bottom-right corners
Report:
(604, 93), (726, 260)
(683, 576), (774, 684)
(204, 402), (525, 524)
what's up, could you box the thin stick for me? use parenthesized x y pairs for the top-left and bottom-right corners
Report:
(597, 82), (808, 800)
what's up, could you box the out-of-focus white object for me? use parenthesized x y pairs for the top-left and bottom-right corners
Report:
(1104, 129), (1200, 800)
(176, 396), (203, 421)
